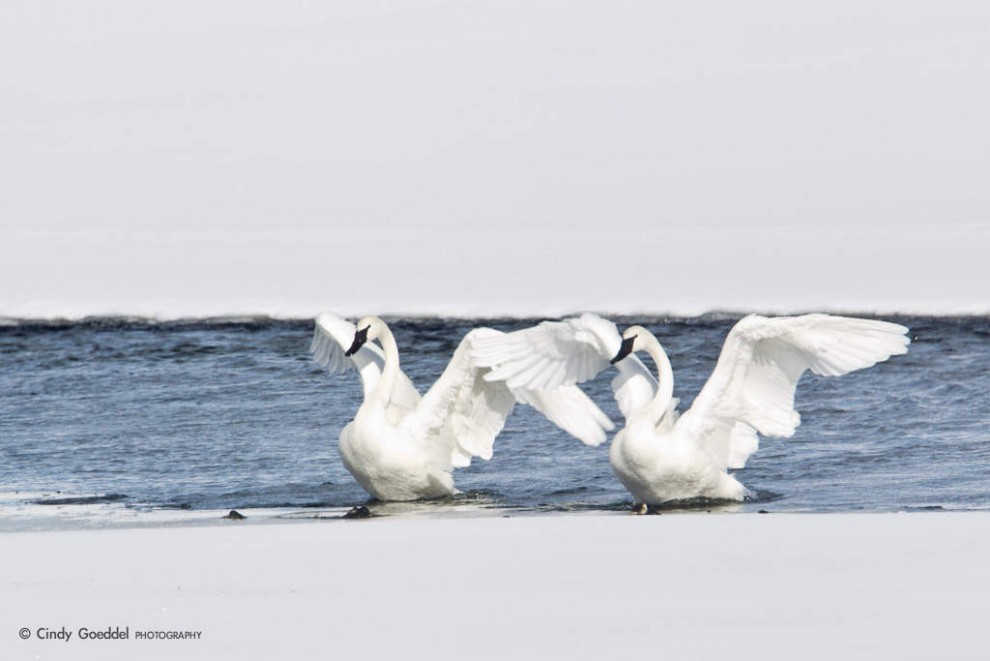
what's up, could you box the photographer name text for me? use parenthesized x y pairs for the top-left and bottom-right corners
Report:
(20, 626), (202, 642)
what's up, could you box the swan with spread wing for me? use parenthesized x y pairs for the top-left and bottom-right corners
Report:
(310, 313), (613, 501)
(471, 313), (909, 505)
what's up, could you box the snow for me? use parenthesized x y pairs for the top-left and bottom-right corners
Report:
(2, 2), (989, 318)
(2, 224), (987, 319)
(2, 512), (988, 660)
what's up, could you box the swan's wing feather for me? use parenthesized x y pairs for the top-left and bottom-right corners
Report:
(406, 329), (518, 467)
(310, 312), (386, 397)
(679, 314), (910, 469)
(610, 356), (659, 421)
(472, 313), (657, 419)
(409, 328), (617, 467)
(311, 312), (421, 418)
(471, 314), (615, 389)
(514, 386), (615, 447)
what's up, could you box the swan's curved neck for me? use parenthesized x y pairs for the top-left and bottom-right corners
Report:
(639, 332), (675, 424)
(368, 320), (400, 410)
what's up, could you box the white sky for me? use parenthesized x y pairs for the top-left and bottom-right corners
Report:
(1, 1), (988, 317)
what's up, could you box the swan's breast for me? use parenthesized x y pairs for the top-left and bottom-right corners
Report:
(610, 425), (727, 503)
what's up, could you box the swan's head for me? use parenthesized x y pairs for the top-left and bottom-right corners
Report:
(345, 315), (381, 357)
(610, 325), (650, 364)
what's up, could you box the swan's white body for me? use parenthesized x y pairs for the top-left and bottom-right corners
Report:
(310, 313), (613, 501)
(472, 313), (910, 504)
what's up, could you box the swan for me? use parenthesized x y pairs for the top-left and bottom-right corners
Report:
(471, 313), (910, 505)
(309, 312), (613, 501)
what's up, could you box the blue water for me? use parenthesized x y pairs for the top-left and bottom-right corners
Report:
(1, 315), (988, 522)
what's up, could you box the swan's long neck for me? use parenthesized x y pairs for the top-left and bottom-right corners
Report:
(368, 320), (401, 410)
(639, 332), (675, 425)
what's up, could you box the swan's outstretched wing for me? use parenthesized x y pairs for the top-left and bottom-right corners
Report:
(513, 386), (615, 448)
(310, 312), (421, 416)
(310, 312), (386, 396)
(677, 314), (910, 470)
(471, 313), (657, 420)
(407, 328), (614, 468)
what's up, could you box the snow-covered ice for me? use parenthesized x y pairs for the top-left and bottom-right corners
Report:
(2, 513), (987, 661)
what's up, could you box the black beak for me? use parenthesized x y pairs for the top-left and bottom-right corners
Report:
(345, 326), (370, 357)
(610, 335), (636, 364)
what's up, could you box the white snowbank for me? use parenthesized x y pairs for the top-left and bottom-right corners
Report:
(2, 512), (987, 660)
(2, 225), (988, 320)
(2, 1), (989, 318)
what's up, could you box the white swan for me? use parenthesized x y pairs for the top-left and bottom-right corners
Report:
(471, 313), (910, 505)
(310, 312), (613, 501)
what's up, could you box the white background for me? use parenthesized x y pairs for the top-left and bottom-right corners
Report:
(2, 1), (988, 317)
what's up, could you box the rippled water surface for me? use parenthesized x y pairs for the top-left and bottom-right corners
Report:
(1, 315), (988, 524)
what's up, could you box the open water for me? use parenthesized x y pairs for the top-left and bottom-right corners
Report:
(1, 314), (987, 527)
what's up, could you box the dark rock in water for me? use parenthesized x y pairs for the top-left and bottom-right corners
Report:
(342, 505), (371, 519)
(758, 509), (769, 514)
(223, 510), (246, 520)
